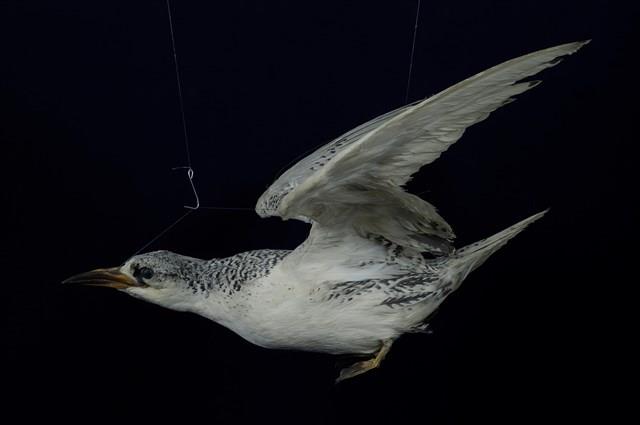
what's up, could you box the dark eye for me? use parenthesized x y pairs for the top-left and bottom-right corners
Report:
(134, 266), (154, 280)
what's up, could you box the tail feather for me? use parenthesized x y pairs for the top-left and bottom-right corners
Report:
(450, 210), (548, 279)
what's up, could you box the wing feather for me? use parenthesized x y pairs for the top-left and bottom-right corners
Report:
(256, 41), (588, 254)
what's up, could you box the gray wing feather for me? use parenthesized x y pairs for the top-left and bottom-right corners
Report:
(256, 41), (588, 254)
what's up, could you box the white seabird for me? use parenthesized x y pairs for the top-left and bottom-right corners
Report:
(65, 41), (588, 382)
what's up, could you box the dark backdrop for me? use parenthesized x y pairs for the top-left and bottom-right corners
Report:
(2, 1), (635, 423)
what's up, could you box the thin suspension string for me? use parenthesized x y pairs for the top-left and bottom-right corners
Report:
(404, 0), (422, 104)
(127, 1), (252, 259)
(130, 3), (421, 258)
(127, 1), (198, 260)
(200, 206), (254, 211)
(166, 0), (191, 168)
(131, 210), (193, 257)
(166, 0), (199, 210)
(166, 0), (250, 212)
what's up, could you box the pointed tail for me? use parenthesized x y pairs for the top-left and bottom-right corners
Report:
(449, 210), (548, 280)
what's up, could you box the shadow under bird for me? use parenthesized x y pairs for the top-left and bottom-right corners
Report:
(65, 41), (588, 382)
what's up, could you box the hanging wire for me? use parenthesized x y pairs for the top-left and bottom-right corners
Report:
(127, 0), (199, 259)
(127, 0), (253, 259)
(166, 0), (192, 169)
(130, 2), (422, 258)
(172, 166), (200, 209)
(166, 0), (200, 210)
(200, 206), (254, 211)
(404, 0), (422, 104)
(131, 210), (194, 257)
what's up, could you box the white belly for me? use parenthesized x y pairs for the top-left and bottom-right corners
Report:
(220, 275), (429, 355)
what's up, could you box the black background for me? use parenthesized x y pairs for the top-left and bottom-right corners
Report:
(2, 1), (635, 423)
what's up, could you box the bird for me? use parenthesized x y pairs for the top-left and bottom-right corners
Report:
(64, 41), (588, 382)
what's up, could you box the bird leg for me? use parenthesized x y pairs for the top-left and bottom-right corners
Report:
(336, 340), (393, 383)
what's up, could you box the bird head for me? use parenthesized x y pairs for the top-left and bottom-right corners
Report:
(64, 250), (206, 311)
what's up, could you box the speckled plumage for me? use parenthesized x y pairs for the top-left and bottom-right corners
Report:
(75, 41), (587, 380)
(123, 209), (545, 357)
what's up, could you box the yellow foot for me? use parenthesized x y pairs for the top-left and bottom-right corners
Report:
(336, 340), (393, 383)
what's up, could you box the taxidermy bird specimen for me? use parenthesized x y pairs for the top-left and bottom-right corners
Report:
(65, 41), (588, 382)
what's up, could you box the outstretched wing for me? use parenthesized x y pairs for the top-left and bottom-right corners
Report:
(256, 41), (588, 255)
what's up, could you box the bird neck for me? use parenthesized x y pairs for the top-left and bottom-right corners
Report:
(183, 256), (249, 327)
(189, 250), (289, 327)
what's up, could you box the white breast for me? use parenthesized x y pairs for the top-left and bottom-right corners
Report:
(220, 264), (424, 355)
